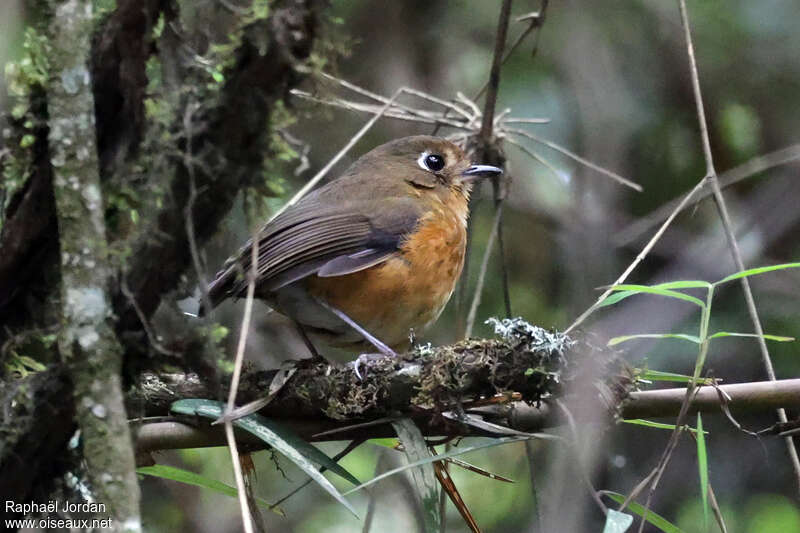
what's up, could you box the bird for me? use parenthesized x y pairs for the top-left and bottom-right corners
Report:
(203, 135), (502, 366)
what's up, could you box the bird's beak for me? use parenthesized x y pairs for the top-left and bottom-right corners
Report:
(460, 164), (503, 183)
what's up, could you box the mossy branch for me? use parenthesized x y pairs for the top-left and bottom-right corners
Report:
(127, 325), (800, 455)
(47, 1), (141, 530)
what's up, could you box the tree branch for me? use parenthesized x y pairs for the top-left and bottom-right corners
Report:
(48, 1), (141, 528)
(130, 363), (800, 454)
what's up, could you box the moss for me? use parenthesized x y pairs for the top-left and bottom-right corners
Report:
(1, 27), (52, 219)
(1, 328), (59, 379)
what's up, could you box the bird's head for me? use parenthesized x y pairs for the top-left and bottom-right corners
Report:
(347, 135), (503, 205)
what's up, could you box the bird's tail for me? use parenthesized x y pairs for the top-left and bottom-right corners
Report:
(198, 266), (236, 316)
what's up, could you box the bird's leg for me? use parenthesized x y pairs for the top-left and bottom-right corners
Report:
(292, 320), (321, 359)
(313, 297), (397, 379)
(313, 297), (397, 357)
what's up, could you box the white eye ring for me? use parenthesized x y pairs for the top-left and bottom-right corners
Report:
(417, 151), (446, 172)
(417, 151), (432, 171)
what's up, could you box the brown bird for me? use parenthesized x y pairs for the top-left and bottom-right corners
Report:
(204, 135), (502, 365)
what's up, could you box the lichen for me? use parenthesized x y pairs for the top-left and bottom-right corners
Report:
(64, 287), (108, 325)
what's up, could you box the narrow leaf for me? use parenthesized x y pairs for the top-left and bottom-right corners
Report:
(598, 290), (638, 308)
(368, 438), (400, 448)
(652, 280), (712, 290)
(708, 332), (794, 342)
(622, 419), (707, 434)
(602, 509), (634, 533)
(171, 399), (358, 516)
(608, 333), (700, 346)
(344, 436), (548, 495)
(446, 457), (514, 483)
(715, 262), (800, 285)
(391, 419), (440, 532)
(604, 284), (706, 308)
(601, 491), (683, 533)
(637, 369), (715, 385)
(697, 413), (709, 530)
(137, 464), (283, 515)
(442, 411), (541, 436)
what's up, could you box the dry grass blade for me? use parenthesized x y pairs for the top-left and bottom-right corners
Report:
(432, 452), (481, 533)
(446, 457), (514, 483)
(290, 90), (473, 130)
(320, 71), (473, 121)
(223, 228), (260, 533)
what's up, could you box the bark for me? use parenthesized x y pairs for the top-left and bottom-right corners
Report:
(0, 0), (323, 511)
(48, 1), (142, 530)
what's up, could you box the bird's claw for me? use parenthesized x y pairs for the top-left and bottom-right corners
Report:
(352, 353), (382, 381)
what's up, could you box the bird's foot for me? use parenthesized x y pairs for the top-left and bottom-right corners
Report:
(351, 352), (389, 381)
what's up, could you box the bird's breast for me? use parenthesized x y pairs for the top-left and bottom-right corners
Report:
(305, 206), (467, 349)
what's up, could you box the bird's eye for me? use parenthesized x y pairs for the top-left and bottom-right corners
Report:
(418, 152), (446, 172)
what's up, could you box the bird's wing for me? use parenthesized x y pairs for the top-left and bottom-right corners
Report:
(206, 197), (421, 305)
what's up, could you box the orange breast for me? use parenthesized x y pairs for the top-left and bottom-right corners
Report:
(306, 206), (467, 349)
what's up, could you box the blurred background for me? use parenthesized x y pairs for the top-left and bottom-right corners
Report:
(4, 0), (800, 531)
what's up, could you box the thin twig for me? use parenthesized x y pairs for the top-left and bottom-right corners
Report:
(291, 90), (474, 130)
(615, 144), (800, 246)
(677, 0), (800, 494)
(224, 228), (260, 533)
(470, 0), (514, 334)
(182, 100), (214, 320)
(507, 128), (642, 191)
(120, 279), (179, 357)
(432, 1), (550, 136)
(505, 136), (565, 182)
(321, 72), (474, 122)
(565, 176), (708, 334)
(496, 204), (513, 319)
(465, 204), (504, 338)
(479, 0), (514, 142)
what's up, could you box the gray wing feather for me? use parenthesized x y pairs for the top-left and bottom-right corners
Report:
(206, 197), (421, 307)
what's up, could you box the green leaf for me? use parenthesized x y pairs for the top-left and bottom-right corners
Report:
(137, 464), (283, 515)
(636, 369), (715, 385)
(608, 333), (701, 346)
(697, 413), (709, 530)
(601, 491), (684, 533)
(603, 284), (706, 308)
(602, 509), (634, 533)
(715, 262), (800, 285)
(621, 419), (707, 434)
(368, 438), (400, 448)
(170, 399), (358, 516)
(344, 436), (548, 495)
(598, 290), (638, 308)
(708, 332), (794, 342)
(391, 419), (440, 532)
(651, 280), (712, 290)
